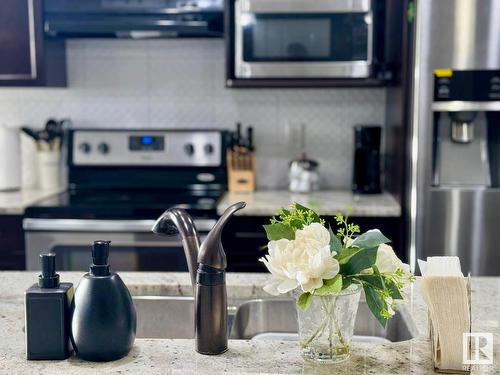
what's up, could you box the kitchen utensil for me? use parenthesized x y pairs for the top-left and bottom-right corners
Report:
(288, 124), (319, 193)
(0, 125), (21, 191)
(21, 118), (68, 152)
(247, 126), (254, 151)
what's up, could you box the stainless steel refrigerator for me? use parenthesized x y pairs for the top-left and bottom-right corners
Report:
(409, 0), (500, 275)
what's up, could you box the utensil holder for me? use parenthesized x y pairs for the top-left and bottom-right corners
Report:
(37, 150), (60, 190)
(227, 149), (256, 193)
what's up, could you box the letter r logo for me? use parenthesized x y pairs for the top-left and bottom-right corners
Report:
(463, 333), (493, 365)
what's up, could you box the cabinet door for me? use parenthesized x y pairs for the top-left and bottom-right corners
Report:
(0, 215), (25, 270)
(0, 0), (37, 80)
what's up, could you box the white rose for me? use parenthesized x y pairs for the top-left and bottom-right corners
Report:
(294, 222), (331, 252)
(260, 223), (340, 295)
(375, 244), (410, 276)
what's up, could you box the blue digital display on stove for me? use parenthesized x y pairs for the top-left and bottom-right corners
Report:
(141, 136), (154, 145)
(129, 135), (164, 151)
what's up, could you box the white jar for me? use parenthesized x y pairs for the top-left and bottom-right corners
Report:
(37, 151), (61, 190)
(0, 125), (21, 191)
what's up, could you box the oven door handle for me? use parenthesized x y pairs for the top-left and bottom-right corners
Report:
(23, 218), (216, 233)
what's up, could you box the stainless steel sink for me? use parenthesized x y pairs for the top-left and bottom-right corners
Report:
(133, 296), (195, 339)
(133, 296), (416, 343)
(230, 298), (416, 343)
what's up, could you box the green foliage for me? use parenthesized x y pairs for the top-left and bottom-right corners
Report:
(363, 285), (388, 327)
(335, 212), (360, 244)
(263, 222), (295, 241)
(297, 292), (313, 310)
(385, 279), (403, 300)
(314, 275), (343, 296)
(328, 226), (343, 254)
(264, 203), (324, 241)
(341, 247), (378, 275)
(350, 230), (390, 248)
(336, 247), (361, 265)
(357, 274), (385, 290)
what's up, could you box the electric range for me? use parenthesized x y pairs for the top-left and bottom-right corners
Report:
(24, 129), (230, 272)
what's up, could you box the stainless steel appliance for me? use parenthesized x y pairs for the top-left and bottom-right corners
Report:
(24, 129), (230, 271)
(44, 0), (224, 38)
(288, 124), (319, 193)
(233, 0), (379, 79)
(409, 0), (500, 275)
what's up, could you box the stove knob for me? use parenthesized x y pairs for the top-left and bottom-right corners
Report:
(204, 144), (214, 154)
(184, 143), (195, 156)
(98, 142), (110, 155)
(79, 142), (91, 154)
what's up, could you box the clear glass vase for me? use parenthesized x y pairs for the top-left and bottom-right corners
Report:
(296, 283), (362, 364)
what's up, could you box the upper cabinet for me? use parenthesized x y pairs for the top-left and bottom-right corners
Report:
(0, 0), (66, 87)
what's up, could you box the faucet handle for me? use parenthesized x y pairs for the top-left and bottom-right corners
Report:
(198, 201), (246, 270)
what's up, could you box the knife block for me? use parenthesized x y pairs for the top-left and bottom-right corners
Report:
(227, 149), (256, 192)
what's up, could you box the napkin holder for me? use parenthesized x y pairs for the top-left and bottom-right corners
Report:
(427, 274), (472, 374)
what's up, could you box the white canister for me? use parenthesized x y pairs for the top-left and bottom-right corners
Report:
(37, 151), (61, 190)
(0, 125), (21, 191)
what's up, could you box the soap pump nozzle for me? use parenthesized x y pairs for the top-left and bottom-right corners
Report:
(90, 240), (111, 276)
(38, 253), (60, 288)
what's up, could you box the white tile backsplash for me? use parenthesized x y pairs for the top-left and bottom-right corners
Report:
(0, 39), (386, 189)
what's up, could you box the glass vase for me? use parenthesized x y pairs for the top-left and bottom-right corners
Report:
(296, 283), (362, 364)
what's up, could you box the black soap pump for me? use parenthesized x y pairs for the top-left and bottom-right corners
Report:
(70, 240), (136, 362)
(25, 253), (73, 360)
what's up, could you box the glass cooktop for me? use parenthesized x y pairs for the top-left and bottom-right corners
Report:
(24, 189), (223, 219)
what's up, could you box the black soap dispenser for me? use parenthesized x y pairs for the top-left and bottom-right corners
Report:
(25, 253), (73, 360)
(70, 240), (136, 362)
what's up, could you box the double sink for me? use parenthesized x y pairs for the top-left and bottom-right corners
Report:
(133, 295), (417, 343)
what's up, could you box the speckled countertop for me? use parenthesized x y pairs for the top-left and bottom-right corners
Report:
(217, 191), (401, 217)
(0, 272), (498, 374)
(0, 189), (401, 218)
(0, 188), (63, 215)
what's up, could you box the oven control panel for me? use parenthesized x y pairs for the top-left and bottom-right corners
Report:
(72, 130), (222, 166)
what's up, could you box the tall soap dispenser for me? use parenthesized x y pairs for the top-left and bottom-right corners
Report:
(70, 240), (136, 362)
(25, 253), (73, 360)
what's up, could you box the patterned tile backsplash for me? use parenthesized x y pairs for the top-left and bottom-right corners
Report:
(0, 39), (386, 189)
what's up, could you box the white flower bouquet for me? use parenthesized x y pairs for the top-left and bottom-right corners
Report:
(260, 203), (414, 328)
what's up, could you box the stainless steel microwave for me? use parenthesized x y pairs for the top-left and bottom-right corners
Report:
(234, 0), (375, 79)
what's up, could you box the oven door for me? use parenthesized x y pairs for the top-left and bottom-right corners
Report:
(235, 0), (373, 78)
(23, 219), (216, 272)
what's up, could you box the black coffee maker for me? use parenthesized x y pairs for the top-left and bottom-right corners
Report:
(352, 125), (382, 194)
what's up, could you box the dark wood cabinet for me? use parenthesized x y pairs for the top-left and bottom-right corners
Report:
(0, 215), (25, 270)
(0, 0), (66, 87)
(222, 215), (404, 272)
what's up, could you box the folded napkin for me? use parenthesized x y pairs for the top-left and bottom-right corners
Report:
(419, 257), (471, 373)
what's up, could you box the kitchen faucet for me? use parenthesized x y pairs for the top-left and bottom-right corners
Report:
(152, 202), (246, 355)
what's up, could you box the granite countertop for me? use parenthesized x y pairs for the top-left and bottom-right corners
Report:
(0, 188), (62, 215)
(217, 190), (401, 217)
(0, 272), (498, 374)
